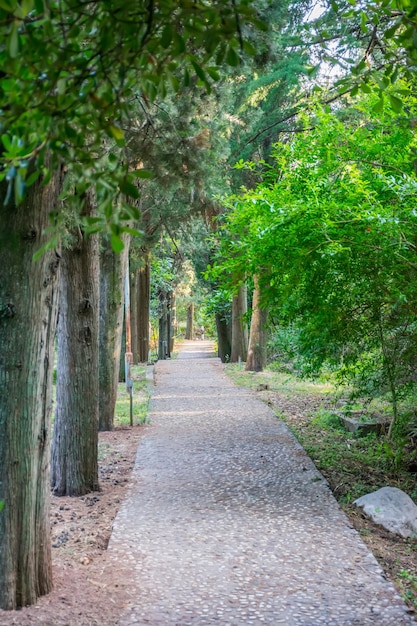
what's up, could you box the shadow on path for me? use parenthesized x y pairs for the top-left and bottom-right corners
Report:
(108, 342), (414, 626)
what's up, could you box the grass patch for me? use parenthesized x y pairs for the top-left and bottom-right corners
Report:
(397, 569), (417, 610)
(115, 364), (150, 427)
(225, 364), (333, 396)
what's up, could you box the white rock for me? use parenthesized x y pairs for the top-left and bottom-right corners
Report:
(354, 487), (417, 538)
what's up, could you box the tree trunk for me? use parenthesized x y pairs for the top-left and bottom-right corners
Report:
(137, 254), (151, 363)
(246, 275), (268, 372)
(119, 314), (126, 382)
(231, 283), (248, 362)
(98, 234), (130, 431)
(0, 170), (61, 609)
(170, 291), (176, 353)
(130, 268), (139, 363)
(158, 290), (169, 359)
(51, 192), (100, 496)
(185, 303), (194, 339)
(167, 292), (173, 357)
(215, 313), (232, 363)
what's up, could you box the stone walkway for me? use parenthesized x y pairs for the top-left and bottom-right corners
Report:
(108, 341), (414, 625)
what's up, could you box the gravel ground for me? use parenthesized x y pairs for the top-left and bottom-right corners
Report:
(107, 340), (414, 626)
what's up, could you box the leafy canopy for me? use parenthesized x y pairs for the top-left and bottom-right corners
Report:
(210, 86), (417, 399)
(0, 0), (261, 239)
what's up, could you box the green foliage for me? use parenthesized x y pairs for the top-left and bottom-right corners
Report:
(225, 0), (313, 180)
(0, 0), (260, 236)
(308, 0), (417, 109)
(211, 87), (417, 435)
(310, 408), (343, 431)
(398, 569), (417, 609)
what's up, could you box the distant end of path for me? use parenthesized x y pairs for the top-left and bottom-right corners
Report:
(176, 339), (217, 360)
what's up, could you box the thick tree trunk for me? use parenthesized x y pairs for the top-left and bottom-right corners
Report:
(215, 313), (232, 363)
(246, 275), (268, 372)
(137, 255), (151, 363)
(231, 283), (248, 363)
(51, 192), (100, 496)
(98, 234), (130, 431)
(0, 171), (61, 609)
(185, 303), (194, 340)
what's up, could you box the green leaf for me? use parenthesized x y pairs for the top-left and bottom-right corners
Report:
(57, 77), (66, 95)
(384, 23), (400, 40)
(206, 66), (220, 81)
(8, 20), (19, 58)
(14, 0), (33, 17)
(360, 83), (372, 94)
(389, 94), (403, 113)
(108, 124), (124, 146)
(242, 40), (256, 55)
(120, 204), (140, 220)
(110, 233), (125, 253)
(25, 169), (41, 186)
(169, 73), (179, 92)
(191, 60), (206, 82)
(1, 134), (12, 151)
(0, 500), (4, 513)
(160, 24), (172, 48)
(131, 169), (153, 179)
(173, 32), (185, 55)
(121, 227), (142, 237)
(0, 0), (16, 12)
(226, 46), (240, 67)
(251, 17), (268, 32)
(119, 180), (139, 198)
(372, 96), (384, 113)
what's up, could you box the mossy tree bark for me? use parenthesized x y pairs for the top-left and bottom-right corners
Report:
(98, 234), (130, 431)
(158, 290), (171, 359)
(136, 254), (151, 363)
(246, 275), (268, 372)
(51, 191), (100, 496)
(130, 268), (139, 363)
(0, 170), (61, 609)
(231, 282), (248, 363)
(185, 302), (194, 340)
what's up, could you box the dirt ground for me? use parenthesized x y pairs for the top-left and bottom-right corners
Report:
(0, 426), (146, 626)
(1, 387), (415, 624)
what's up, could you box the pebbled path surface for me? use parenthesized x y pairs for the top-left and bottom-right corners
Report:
(108, 340), (414, 625)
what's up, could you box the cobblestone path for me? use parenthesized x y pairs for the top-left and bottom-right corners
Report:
(108, 341), (414, 625)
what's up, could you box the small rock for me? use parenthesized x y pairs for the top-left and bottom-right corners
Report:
(79, 556), (91, 565)
(354, 487), (417, 538)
